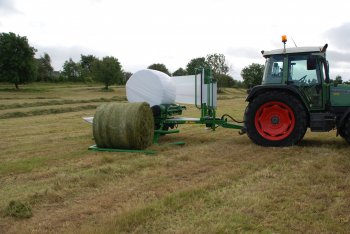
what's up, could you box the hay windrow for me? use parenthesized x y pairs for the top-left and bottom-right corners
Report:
(93, 102), (154, 150)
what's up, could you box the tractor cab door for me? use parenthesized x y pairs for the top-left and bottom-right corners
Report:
(287, 54), (323, 110)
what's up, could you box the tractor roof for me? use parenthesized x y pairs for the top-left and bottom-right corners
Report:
(262, 46), (326, 57)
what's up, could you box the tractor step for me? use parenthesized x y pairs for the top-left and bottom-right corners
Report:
(310, 113), (335, 132)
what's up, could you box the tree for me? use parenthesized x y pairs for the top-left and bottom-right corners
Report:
(172, 67), (187, 76)
(92, 56), (123, 89)
(0, 32), (37, 89)
(206, 53), (231, 92)
(62, 58), (81, 81)
(36, 53), (54, 82)
(80, 54), (98, 81)
(186, 57), (208, 75)
(147, 63), (171, 76)
(335, 75), (343, 85)
(215, 74), (235, 88)
(122, 71), (133, 84)
(234, 80), (245, 88)
(206, 53), (230, 75)
(241, 63), (265, 88)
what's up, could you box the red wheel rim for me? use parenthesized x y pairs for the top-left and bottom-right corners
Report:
(254, 101), (295, 141)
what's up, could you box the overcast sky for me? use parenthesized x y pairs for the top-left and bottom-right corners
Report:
(1, 0), (350, 80)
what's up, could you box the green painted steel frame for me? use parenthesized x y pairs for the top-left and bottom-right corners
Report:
(153, 129), (185, 145)
(88, 145), (156, 155)
(161, 117), (243, 129)
(194, 67), (217, 130)
(154, 67), (243, 134)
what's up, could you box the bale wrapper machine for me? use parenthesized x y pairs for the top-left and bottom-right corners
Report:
(88, 67), (244, 154)
(151, 68), (244, 144)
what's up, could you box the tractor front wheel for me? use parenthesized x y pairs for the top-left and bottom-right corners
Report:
(245, 91), (307, 146)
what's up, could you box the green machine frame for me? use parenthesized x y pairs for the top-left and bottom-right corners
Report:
(153, 68), (244, 144)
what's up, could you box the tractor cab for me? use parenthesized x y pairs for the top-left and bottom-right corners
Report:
(261, 44), (330, 111)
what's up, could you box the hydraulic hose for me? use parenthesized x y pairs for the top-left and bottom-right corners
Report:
(221, 114), (244, 124)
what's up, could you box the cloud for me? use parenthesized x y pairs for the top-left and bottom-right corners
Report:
(0, 0), (20, 15)
(88, 0), (104, 3)
(35, 45), (107, 71)
(226, 47), (262, 60)
(325, 50), (350, 80)
(327, 50), (350, 64)
(324, 23), (350, 80)
(324, 23), (350, 50)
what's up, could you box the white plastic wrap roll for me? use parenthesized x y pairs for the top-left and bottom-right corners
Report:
(126, 69), (176, 107)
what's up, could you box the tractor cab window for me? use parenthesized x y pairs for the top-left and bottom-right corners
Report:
(288, 55), (320, 86)
(262, 55), (284, 84)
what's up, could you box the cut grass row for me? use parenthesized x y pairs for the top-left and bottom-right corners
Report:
(0, 96), (126, 110)
(0, 104), (98, 119)
(0, 96), (60, 100)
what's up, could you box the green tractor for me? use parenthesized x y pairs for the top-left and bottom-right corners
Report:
(245, 37), (350, 146)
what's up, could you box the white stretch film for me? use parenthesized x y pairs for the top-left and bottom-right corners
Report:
(126, 69), (176, 106)
(172, 74), (217, 107)
(171, 75), (201, 105)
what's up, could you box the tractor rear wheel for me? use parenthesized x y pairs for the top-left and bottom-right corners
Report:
(338, 116), (350, 143)
(245, 91), (307, 146)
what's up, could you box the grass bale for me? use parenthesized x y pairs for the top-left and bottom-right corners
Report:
(93, 102), (154, 150)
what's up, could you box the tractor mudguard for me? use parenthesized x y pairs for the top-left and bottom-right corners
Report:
(246, 85), (309, 111)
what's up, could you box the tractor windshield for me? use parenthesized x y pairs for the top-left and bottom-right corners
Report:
(262, 55), (284, 84)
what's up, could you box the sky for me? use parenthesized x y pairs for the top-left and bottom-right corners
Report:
(1, 0), (350, 80)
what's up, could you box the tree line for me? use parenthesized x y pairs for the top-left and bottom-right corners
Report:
(0, 32), (130, 89)
(148, 54), (247, 90)
(1, 32), (266, 89)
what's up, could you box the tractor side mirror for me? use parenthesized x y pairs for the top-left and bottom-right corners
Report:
(307, 57), (317, 70)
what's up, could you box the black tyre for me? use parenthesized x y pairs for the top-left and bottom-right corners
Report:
(338, 128), (346, 138)
(245, 91), (307, 147)
(338, 115), (350, 143)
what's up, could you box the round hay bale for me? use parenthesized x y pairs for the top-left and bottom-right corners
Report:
(93, 102), (154, 150)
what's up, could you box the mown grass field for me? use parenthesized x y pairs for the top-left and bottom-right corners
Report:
(0, 83), (349, 233)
